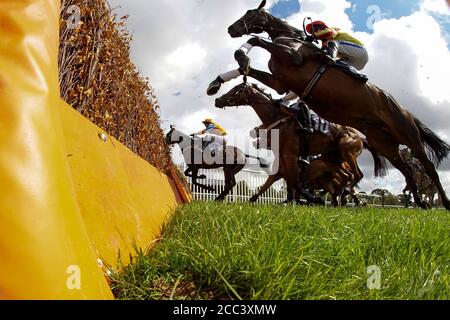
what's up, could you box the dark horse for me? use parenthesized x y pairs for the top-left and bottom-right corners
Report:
(215, 82), (387, 205)
(225, 0), (450, 210)
(165, 126), (270, 201)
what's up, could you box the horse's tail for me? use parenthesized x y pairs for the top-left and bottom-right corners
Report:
(362, 138), (388, 177)
(245, 154), (271, 168)
(414, 117), (450, 167)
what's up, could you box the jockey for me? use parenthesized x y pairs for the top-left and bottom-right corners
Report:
(306, 20), (368, 70)
(192, 119), (227, 154)
(274, 91), (314, 134)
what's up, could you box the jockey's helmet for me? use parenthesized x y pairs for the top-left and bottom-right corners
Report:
(306, 20), (328, 34)
(202, 118), (213, 125)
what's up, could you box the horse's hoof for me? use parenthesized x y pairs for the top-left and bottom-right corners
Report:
(315, 199), (326, 206)
(249, 195), (258, 203)
(198, 174), (207, 179)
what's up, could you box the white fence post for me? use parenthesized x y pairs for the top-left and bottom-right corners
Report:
(185, 168), (287, 204)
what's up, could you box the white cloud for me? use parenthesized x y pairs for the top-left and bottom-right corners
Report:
(108, 0), (450, 196)
(421, 0), (450, 15)
(288, 0), (354, 31)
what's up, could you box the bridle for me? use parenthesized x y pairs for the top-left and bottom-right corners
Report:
(236, 9), (269, 35)
(222, 84), (270, 108)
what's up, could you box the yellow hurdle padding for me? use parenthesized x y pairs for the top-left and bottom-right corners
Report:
(59, 102), (180, 269)
(0, 0), (113, 299)
(0, 0), (186, 299)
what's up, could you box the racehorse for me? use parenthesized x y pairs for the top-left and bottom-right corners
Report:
(401, 148), (438, 208)
(165, 126), (269, 201)
(225, 0), (450, 210)
(215, 82), (387, 205)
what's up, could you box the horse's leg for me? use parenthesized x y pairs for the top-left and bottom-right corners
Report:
(247, 37), (302, 66)
(409, 147), (450, 210)
(215, 165), (243, 201)
(366, 129), (428, 209)
(191, 167), (215, 192)
(350, 190), (361, 206)
(286, 183), (296, 204)
(403, 189), (409, 208)
(337, 137), (364, 184)
(184, 167), (193, 177)
(331, 192), (339, 207)
(215, 168), (232, 201)
(340, 189), (349, 207)
(429, 192), (435, 208)
(247, 67), (288, 94)
(250, 173), (281, 203)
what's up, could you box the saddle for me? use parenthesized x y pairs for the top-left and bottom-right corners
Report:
(331, 60), (368, 82)
(279, 105), (330, 135)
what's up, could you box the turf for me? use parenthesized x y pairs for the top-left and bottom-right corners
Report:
(110, 202), (450, 300)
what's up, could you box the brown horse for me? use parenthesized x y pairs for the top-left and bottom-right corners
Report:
(165, 126), (269, 201)
(401, 148), (438, 207)
(226, 0), (450, 210)
(215, 82), (387, 205)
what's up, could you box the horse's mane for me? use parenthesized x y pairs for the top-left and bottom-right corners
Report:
(251, 83), (273, 100)
(264, 10), (305, 38)
(263, 10), (321, 52)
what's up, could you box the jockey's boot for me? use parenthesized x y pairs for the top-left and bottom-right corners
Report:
(207, 76), (225, 96)
(324, 41), (339, 65)
(298, 102), (314, 134)
(234, 49), (251, 75)
(295, 119), (314, 134)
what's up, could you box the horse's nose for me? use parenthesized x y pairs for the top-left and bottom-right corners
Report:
(215, 98), (221, 107)
(228, 26), (239, 38)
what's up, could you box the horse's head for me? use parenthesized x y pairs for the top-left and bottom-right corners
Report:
(228, 0), (269, 38)
(215, 82), (271, 109)
(165, 125), (181, 145)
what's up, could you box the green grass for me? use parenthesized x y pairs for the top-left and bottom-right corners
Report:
(110, 202), (450, 300)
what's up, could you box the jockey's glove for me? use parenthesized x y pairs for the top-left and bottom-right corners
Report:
(305, 35), (315, 43)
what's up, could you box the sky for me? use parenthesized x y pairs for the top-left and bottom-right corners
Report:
(108, 0), (450, 195)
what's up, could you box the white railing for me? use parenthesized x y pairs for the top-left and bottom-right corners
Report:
(183, 167), (390, 207)
(186, 168), (287, 204)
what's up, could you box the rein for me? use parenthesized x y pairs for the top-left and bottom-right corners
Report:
(300, 64), (328, 100)
(238, 10), (303, 39)
(263, 116), (291, 132)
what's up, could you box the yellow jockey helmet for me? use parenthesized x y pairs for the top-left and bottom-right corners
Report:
(202, 118), (227, 136)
